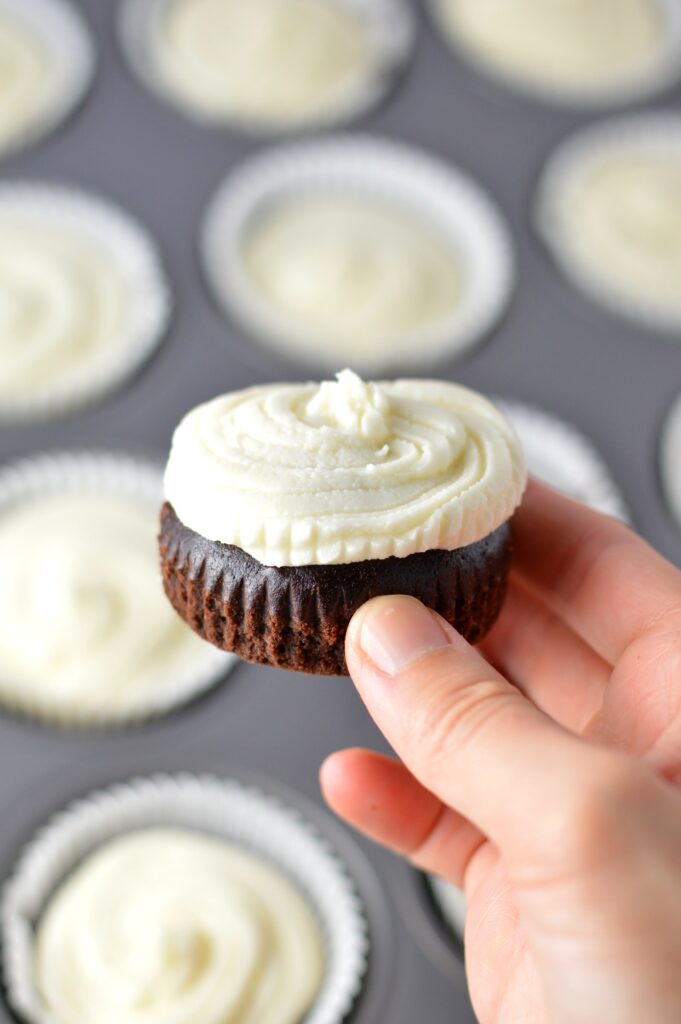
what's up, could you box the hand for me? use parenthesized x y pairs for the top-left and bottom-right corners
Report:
(321, 481), (681, 1024)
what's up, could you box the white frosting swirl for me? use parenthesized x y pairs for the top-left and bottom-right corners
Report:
(164, 371), (526, 566)
(0, 493), (216, 721)
(436, 0), (664, 95)
(0, 220), (125, 401)
(35, 829), (324, 1024)
(554, 149), (681, 315)
(243, 196), (462, 362)
(0, 9), (52, 151)
(158, 0), (370, 125)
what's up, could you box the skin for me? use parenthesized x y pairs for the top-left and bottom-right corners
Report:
(320, 481), (681, 1024)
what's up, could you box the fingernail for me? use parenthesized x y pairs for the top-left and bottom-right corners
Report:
(358, 596), (452, 676)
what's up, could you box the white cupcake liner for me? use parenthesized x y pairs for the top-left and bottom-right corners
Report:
(0, 183), (171, 422)
(660, 391), (681, 532)
(1, 773), (369, 1024)
(0, 451), (236, 728)
(495, 399), (630, 522)
(427, 0), (681, 109)
(201, 135), (515, 373)
(535, 113), (681, 334)
(119, 0), (415, 134)
(428, 876), (467, 944)
(0, 0), (95, 159)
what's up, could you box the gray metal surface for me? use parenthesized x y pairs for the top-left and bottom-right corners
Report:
(1, 2), (680, 1022)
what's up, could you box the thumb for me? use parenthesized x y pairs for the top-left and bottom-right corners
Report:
(345, 595), (605, 862)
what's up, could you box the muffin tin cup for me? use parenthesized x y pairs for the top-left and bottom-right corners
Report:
(0, 0), (95, 160)
(427, 0), (681, 109)
(119, 0), (416, 135)
(0, 183), (171, 422)
(0, 451), (235, 729)
(200, 135), (515, 374)
(1, 772), (369, 1024)
(495, 399), (630, 521)
(534, 113), (681, 334)
(660, 391), (681, 533)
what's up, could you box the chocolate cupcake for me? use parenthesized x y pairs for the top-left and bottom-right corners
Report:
(160, 371), (526, 675)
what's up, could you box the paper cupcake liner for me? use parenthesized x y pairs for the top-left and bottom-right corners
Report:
(0, 451), (236, 728)
(427, 0), (681, 109)
(495, 400), (630, 522)
(428, 876), (467, 945)
(660, 391), (681, 532)
(200, 135), (515, 373)
(0, 0), (95, 159)
(1, 773), (369, 1024)
(119, 0), (415, 134)
(535, 113), (681, 334)
(0, 183), (171, 422)
(161, 503), (512, 675)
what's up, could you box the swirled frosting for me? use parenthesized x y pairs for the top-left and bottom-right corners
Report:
(436, 0), (664, 95)
(158, 0), (370, 125)
(243, 196), (462, 364)
(164, 370), (526, 566)
(35, 829), (324, 1024)
(552, 149), (681, 314)
(0, 220), (125, 402)
(0, 492), (217, 720)
(0, 9), (52, 152)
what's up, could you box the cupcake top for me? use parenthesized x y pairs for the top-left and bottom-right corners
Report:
(125, 0), (412, 131)
(0, 186), (169, 420)
(0, 0), (93, 158)
(432, 0), (673, 103)
(34, 828), (324, 1024)
(537, 117), (681, 328)
(242, 195), (463, 360)
(164, 370), (526, 566)
(0, 459), (231, 724)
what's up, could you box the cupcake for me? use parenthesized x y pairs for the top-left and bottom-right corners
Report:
(120, 0), (414, 133)
(201, 137), (514, 373)
(160, 370), (527, 675)
(429, 0), (681, 107)
(536, 115), (681, 333)
(0, 0), (94, 159)
(2, 774), (368, 1024)
(0, 453), (235, 726)
(0, 184), (170, 422)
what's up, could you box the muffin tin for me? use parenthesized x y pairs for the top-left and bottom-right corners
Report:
(0, 3), (680, 1023)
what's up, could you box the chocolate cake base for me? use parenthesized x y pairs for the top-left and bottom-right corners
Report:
(160, 503), (512, 676)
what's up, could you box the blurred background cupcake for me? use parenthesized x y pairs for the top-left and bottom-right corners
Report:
(0, 453), (235, 727)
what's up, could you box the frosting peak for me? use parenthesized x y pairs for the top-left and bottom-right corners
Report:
(164, 375), (526, 567)
(303, 369), (391, 444)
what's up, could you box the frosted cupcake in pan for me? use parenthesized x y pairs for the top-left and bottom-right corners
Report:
(0, 0), (94, 159)
(120, 0), (414, 133)
(429, 0), (681, 107)
(0, 184), (169, 421)
(0, 453), (234, 726)
(160, 371), (527, 674)
(536, 115), (681, 333)
(2, 774), (368, 1024)
(201, 137), (514, 374)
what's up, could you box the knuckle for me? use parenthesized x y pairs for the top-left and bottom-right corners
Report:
(553, 754), (650, 866)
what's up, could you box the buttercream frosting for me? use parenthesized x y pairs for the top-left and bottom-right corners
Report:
(164, 370), (526, 566)
(435, 0), (664, 96)
(0, 492), (217, 720)
(157, 0), (370, 125)
(0, 8), (52, 152)
(550, 148), (681, 315)
(0, 219), (125, 401)
(243, 195), (463, 363)
(35, 828), (324, 1024)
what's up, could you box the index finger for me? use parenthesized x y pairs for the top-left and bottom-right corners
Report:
(512, 481), (681, 664)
